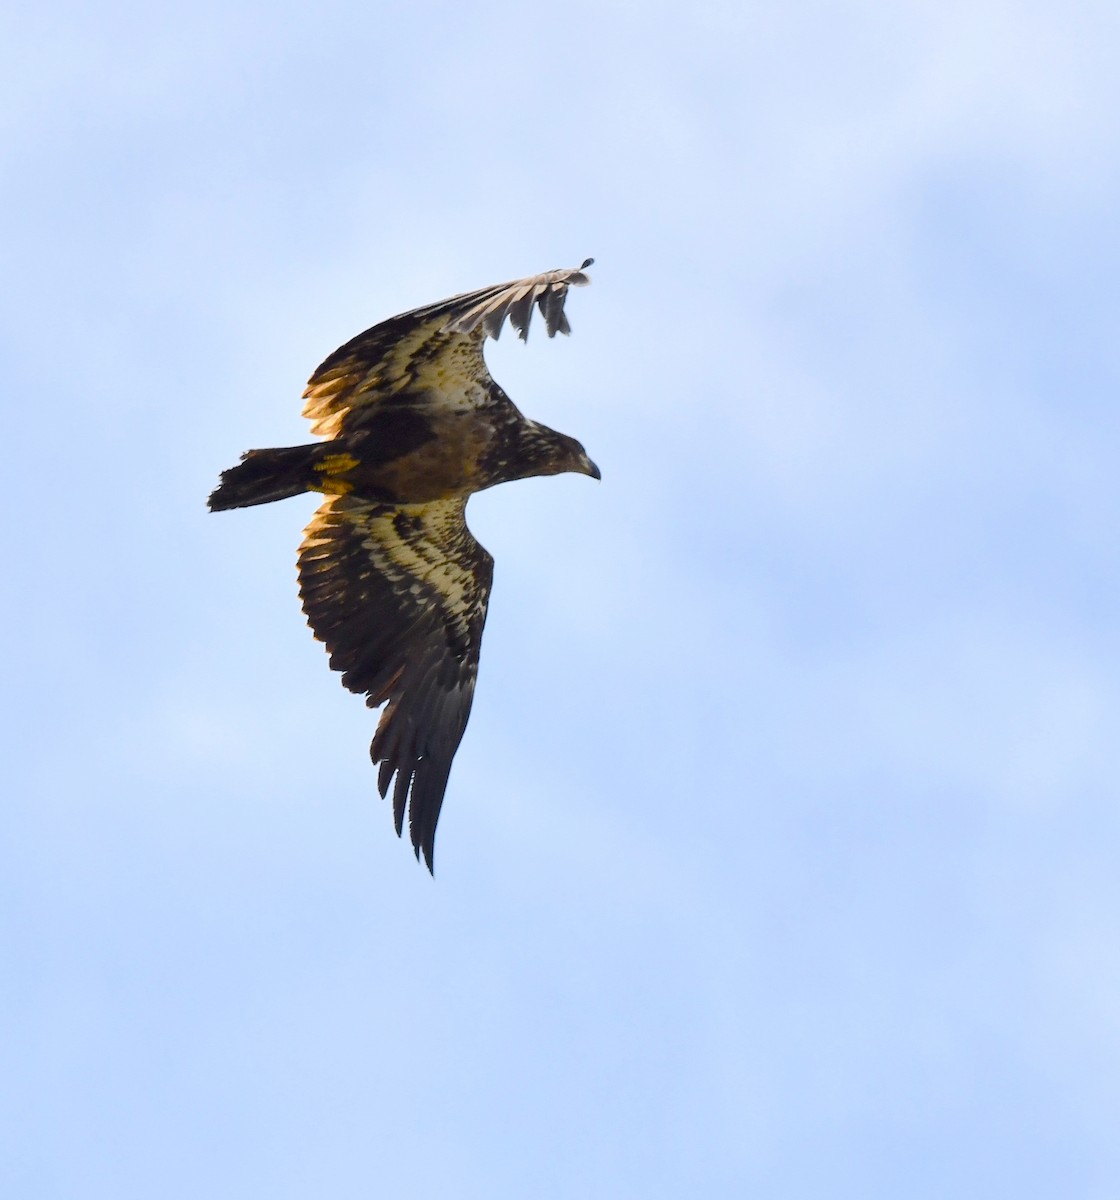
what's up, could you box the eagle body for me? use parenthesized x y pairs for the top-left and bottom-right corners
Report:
(209, 262), (597, 870)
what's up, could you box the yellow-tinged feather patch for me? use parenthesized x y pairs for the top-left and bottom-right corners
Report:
(315, 453), (360, 475)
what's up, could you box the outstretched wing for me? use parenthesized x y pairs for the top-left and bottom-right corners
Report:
(301, 259), (593, 438)
(298, 494), (494, 870)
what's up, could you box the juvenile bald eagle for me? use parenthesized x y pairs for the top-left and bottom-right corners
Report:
(208, 261), (598, 870)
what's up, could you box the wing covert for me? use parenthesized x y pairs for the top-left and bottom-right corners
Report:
(297, 494), (494, 870)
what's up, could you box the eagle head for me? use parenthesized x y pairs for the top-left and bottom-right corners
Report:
(516, 422), (600, 482)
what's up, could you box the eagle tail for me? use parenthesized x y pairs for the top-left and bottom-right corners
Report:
(208, 444), (327, 511)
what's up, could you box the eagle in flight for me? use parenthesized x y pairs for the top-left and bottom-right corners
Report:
(209, 261), (598, 870)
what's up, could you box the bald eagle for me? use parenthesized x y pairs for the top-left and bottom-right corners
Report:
(208, 262), (598, 870)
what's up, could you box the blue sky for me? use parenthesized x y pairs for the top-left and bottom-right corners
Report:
(3, 1), (1119, 1195)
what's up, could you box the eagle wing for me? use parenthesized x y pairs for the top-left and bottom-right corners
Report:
(298, 494), (494, 871)
(301, 260), (593, 438)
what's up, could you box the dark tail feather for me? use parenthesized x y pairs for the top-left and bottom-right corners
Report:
(208, 444), (321, 511)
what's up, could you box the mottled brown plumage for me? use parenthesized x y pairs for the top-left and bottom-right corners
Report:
(208, 262), (598, 870)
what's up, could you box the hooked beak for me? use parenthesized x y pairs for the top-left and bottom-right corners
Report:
(582, 455), (601, 481)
